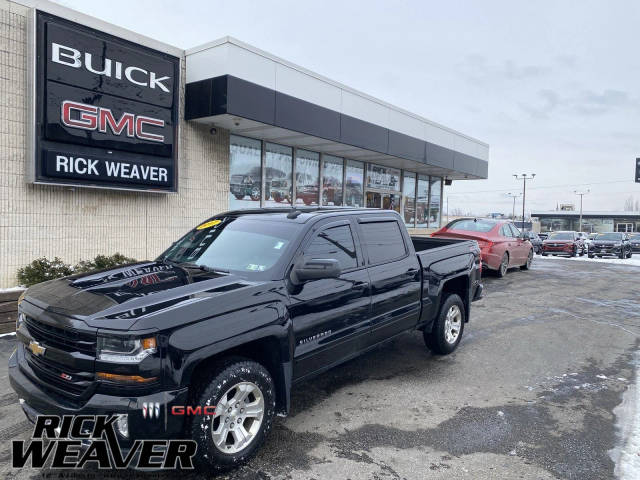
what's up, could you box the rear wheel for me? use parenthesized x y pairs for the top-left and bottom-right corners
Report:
(189, 359), (276, 473)
(496, 253), (509, 277)
(619, 251), (625, 259)
(424, 294), (465, 355)
(571, 246), (577, 257)
(521, 249), (533, 270)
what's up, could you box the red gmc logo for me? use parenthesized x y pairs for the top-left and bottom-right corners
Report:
(170, 406), (216, 416)
(61, 100), (165, 143)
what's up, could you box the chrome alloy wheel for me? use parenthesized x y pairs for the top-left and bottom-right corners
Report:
(212, 381), (264, 454)
(444, 305), (462, 344)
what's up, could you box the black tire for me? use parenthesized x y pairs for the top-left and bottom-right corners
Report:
(579, 247), (584, 257)
(618, 251), (624, 259)
(189, 359), (276, 473)
(588, 254), (594, 259)
(571, 246), (577, 258)
(542, 252), (548, 257)
(249, 187), (261, 201)
(234, 194), (244, 200)
(423, 293), (465, 355)
(521, 249), (533, 270)
(496, 253), (509, 278)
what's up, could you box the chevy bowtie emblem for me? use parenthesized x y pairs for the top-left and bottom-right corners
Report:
(28, 340), (46, 357)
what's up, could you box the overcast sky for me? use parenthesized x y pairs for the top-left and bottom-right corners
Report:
(54, 0), (640, 216)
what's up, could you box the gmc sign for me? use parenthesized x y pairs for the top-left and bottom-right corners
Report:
(30, 11), (180, 192)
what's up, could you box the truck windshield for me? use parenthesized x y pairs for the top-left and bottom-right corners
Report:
(595, 233), (623, 241)
(159, 217), (301, 274)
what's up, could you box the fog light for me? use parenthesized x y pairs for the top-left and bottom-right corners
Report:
(116, 414), (129, 438)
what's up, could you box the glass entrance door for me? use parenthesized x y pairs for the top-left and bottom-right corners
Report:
(366, 191), (381, 208)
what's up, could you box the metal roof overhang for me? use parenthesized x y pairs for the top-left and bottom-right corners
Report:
(184, 38), (489, 181)
(190, 112), (477, 180)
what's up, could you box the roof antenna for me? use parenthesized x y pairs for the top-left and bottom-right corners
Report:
(287, 208), (302, 219)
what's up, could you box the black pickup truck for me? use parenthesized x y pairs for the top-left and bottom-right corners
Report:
(9, 208), (483, 472)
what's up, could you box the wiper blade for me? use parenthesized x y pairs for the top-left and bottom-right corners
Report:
(178, 262), (229, 274)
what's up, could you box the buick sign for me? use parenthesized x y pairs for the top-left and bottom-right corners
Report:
(29, 11), (180, 192)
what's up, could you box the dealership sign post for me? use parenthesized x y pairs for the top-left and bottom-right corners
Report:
(636, 158), (640, 183)
(27, 11), (180, 192)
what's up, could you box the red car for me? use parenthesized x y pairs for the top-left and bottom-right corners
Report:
(432, 218), (534, 277)
(541, 231), (586, 257)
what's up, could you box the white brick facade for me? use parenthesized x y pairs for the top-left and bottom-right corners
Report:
(0, 1), (230, 287)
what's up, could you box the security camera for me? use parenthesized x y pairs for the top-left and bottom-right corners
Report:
(209, 127), (217, 136)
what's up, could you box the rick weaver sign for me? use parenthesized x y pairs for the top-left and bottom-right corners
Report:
(30, 11), (179, 192)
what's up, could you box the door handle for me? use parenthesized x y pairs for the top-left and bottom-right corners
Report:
(405, 268), (419, 277)
(352, 281), (368, 289)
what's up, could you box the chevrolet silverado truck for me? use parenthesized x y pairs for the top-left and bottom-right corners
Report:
(9, 208), (483, 472)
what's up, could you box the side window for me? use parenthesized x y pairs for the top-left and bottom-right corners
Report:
(305, 225), (358, 270)
(509, 224), (521, 237)
(360, 221), (407, 264)
(499, 225), (510, 237)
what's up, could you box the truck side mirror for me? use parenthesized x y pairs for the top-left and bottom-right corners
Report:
(290, 257), (341, 285)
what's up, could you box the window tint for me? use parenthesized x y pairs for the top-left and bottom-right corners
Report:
(306, 225), (357, 270)
(499, 225), (510, 237)
(447, 219), (496, 232)
(360, 221), (407, 264)
(508, 224), (521, 237)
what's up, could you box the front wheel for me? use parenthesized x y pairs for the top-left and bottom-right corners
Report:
(521, 249), (533, 270)
(189, 359), (276, 473)
(424, 293), (465, 355)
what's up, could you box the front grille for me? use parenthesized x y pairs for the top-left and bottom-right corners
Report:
(25, 316), (96, 355)
(25, 350), (94, 397)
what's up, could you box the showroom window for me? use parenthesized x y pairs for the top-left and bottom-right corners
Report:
(264, 142), (292, 207)
(402, 172), (416, 228)
(345, 160), (364, 207)
(429, 177), (442, 228)
(322, 155), (344, 206)
(230, 135), (262, 210)
(416, 175), (429, 228)
(295, 150), (320, 206)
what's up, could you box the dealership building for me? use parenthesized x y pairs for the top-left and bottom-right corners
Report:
(533, 211), (640, 233)
(0, 0), (489, 287)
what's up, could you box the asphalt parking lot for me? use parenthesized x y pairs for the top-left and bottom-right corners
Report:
(0, 257), (638, 479)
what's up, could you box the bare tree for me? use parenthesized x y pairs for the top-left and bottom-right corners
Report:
(635, 199), (640, 212)
(624, 196), (635, 211)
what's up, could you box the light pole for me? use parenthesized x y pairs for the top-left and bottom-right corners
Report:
(574, 189), (590, 232)
(513, 174), (536, 231)
(506, 192), (522, 220)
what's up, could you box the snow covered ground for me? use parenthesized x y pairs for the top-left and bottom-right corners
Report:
(536, 253), (640, 267)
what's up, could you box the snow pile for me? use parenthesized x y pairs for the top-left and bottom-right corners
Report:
(536, 254), (640, 267)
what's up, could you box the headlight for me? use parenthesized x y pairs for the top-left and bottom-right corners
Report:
(97, 335), (157, 363)
(16, 312), (26, 330)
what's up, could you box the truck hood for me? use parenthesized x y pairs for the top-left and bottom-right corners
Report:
(23, 261), (262, 330)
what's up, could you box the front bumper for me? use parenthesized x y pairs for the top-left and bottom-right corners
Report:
(542, 245), (574, 255)
(9, 344), (189, 445)
(591, 245), (622, 256)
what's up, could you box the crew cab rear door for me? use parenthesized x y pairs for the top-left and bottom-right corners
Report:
(289, 218), (371, 381)
(357, 216), (422, 345)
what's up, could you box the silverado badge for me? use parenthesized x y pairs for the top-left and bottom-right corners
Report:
(28, 340), (46, 357)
